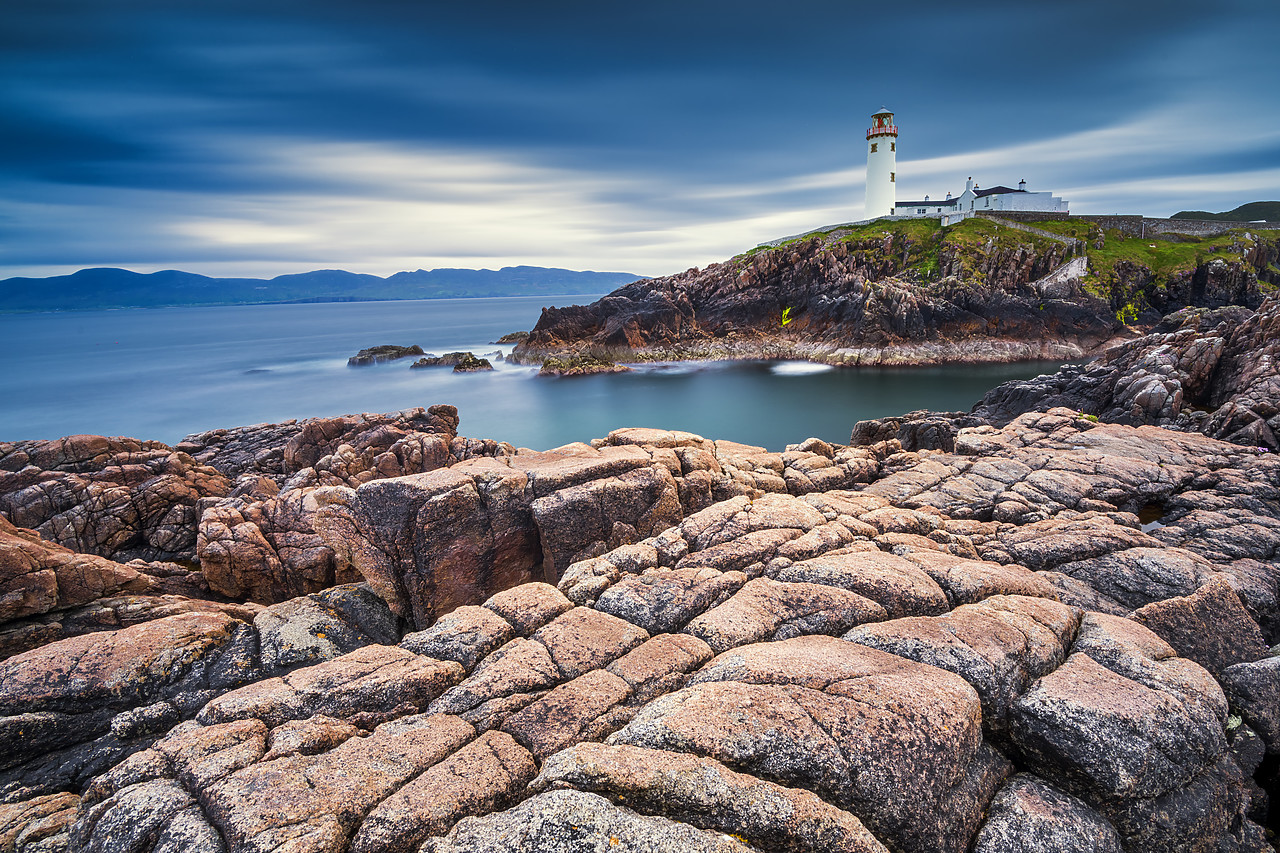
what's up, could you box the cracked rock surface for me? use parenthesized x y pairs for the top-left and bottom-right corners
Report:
(974, 292), (1280, 450)
(0, 406), (1276, 852)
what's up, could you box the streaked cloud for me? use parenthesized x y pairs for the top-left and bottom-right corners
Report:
(1, 0), (1277, 280)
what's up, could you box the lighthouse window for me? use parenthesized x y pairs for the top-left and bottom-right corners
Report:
(890, 142), (896, 152)
(890, 172), (895, 182)
(870, 143), (878, 153)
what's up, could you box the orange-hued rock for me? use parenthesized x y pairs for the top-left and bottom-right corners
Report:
(532, 743), (891, 853)
(5, 399), (1279, 853)
(1132, 576), (1271, 674)
(0, 435), (232, 562)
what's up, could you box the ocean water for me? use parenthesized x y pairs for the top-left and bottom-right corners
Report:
(0, 297), (1066, 451)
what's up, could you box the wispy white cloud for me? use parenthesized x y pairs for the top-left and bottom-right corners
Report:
(3, 95), (1278, 282)
(892, 101), (1280, 215)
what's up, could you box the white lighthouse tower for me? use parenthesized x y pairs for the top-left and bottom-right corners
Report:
(865, 107), (898, 219)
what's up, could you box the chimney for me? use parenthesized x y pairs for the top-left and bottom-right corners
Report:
(965, 177), (973, 192)
(945, 191), (952, 200)
(924, 195), (930, 202)
(1018, 179), (1027, 191)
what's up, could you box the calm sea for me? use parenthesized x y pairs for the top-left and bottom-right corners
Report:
(0, 297), (1065, 451)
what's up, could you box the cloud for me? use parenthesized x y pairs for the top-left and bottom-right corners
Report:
(6, 89), (1280, 282)
(893, 100), (1280, 216)
(1, 139), (807, 278)
(1, 0), (1277, 280)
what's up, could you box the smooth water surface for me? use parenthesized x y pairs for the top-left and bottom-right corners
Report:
(0, 297), (1066, 450)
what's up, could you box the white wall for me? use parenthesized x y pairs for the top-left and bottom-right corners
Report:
(865, 134), (897, 219)
(894, 202), (956, 215)
(958, 187), (1068, 213)
(991, 190), (1069, 212)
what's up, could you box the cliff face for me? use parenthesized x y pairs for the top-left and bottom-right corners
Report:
(974, 292), (1280, 450)
(514, 219), (1277, 367)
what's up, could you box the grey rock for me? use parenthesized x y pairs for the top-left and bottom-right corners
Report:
(1101, 757), (1261, 853)
(400, 605), (514, 672)
(971, 773), (1122, 853)
(255, 583), (402, 674)
(1131, 577), (1270, 675)
(420, 789), (758, 853)
(1219, 655), (1280, 752)
(1009, 651), (1224, 800)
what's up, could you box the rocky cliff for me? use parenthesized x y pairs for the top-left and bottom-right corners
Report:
(512, 218), (1279, 367)
(973, 292), (1280, 450)
(1, 396), (1278, 851)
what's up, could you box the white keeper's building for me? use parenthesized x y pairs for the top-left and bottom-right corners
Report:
(865, 108), (1069, 219)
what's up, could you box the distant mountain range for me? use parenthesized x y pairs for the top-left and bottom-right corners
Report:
(0, 266), (644, 312)
(1170, 201), (1280, 222)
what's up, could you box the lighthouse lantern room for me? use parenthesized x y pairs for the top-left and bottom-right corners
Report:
(865, 108), (898, 218)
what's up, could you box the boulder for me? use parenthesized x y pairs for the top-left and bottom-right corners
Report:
(0, 436), (231, 562)
(423, 789), (757, 853)
(1009, 649), (1224, 801)
(532, 743), (890, 853)
(613, 636), (1006, 853)
(1219, 655), (1280, 752)
(347, 344), (425, 366)
(846, 595), (1080, 732)
(970, 773), (1123, 853)
(1131, 576), (1270, 675)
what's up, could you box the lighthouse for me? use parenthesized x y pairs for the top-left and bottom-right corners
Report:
(865, 107), (897, 219)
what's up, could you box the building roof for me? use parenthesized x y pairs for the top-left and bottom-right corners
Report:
(973, 185), (1025, 198)
(897, 198), (959, 208)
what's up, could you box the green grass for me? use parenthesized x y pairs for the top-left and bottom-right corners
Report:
(1022, 220), (1102, 241)
(1085, 229), (1246, 279)
(738, 217), (1272, 314)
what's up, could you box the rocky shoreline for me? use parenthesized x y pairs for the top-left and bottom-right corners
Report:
(1, 406), (1277, 850)
(511, 218), (1278, 370)
(972, 294), (1280, 450)
(2, 289), (1279, 849)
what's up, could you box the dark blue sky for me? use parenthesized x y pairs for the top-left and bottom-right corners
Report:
(3, 0), (1277, 278)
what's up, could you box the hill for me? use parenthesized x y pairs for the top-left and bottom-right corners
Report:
(0, 265), (643, 313)
(1170, 200), (1280, 222)
(512, 216), (1280, 367)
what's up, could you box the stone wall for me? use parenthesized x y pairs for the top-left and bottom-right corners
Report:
(968, 211), (1073, 224)
(975, 214), (1083, 252)
(758, 212), (1280, 251)
(972, 211), (1280, 239)
(1144, 217), (1280, 237)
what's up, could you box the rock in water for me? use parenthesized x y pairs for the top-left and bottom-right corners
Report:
(347, 344), (425, 366)
(452, 353), (493, 373)
(537, 355), (632, 377)
(410, 352), (475, 368)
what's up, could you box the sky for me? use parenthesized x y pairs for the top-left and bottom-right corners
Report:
(3, 0), (1279, 280)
